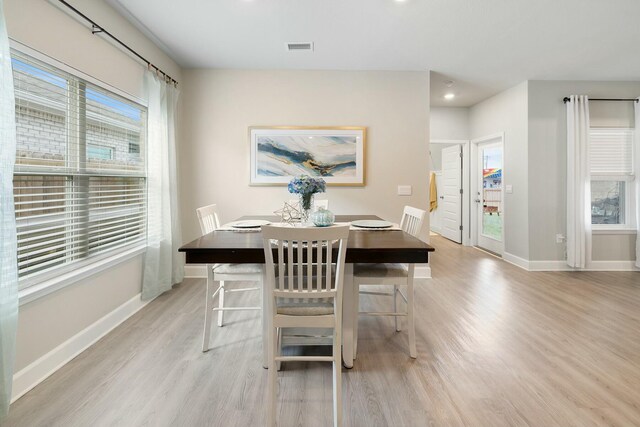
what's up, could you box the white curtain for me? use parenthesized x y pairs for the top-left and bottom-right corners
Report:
(566, 95), (592, 268)
(141, 71), (184, 300)
(0, 0), (18, 418)
(635, 98), (640, 269)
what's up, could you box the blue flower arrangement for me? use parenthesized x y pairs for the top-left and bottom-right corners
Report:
(288, 175), (326, 211)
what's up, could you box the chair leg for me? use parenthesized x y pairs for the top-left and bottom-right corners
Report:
(407, 265), (417, 358)
(202, 267), (214, 352)
(268, 324), (277, 427)
(394, 285), (401, 332)
(276, 327), (282, 371)
(333, 327), (342, 427)
(217, 281), (225, 327)
(353, 283), (359, 358)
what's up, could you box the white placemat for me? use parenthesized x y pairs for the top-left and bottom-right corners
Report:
(217, 221), (401, 231)
(218, 222), (266, 232)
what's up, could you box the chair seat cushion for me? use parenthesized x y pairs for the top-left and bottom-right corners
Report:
(276, 298), (334, 316)
(354, 263), (409, 278)
(213, 263), (263, 274)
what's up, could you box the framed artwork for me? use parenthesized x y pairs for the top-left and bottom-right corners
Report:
(249, 126), (366, 186)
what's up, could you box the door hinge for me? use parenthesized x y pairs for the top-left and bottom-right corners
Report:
(459, 225), (463, 231)
(459, 188), (463, 194)
(459, 152), (463, 158)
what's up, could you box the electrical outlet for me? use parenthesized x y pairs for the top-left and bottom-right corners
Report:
(397, 185), (412, 196)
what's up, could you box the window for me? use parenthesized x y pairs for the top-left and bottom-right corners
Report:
(88, 144), (114, 160)
(12, 50), (147, 288)
(589, 129), (635, 228)
(128, 142), (140, 155)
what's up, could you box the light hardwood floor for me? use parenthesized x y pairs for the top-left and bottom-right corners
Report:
(5, 236), (640, 426)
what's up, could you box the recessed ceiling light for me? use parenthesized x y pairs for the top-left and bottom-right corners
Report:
(444, 93), (455, 100)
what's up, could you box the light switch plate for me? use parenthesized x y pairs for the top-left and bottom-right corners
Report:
(505, 184), (513, 194)
(397, 185), (412, 196)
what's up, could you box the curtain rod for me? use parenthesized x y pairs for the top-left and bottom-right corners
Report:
(563, 97), (638, 103)
(55, 0), (178, 86)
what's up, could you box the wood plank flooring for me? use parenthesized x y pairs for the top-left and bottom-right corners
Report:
(5, 235), (640, 426)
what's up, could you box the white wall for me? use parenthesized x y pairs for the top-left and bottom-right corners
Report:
(470, 82), (529, 259)
(527, 80), (640, 262)
(5, 0), (182, 372)
(179, 69), (430, 242)
(430, 107), (469, 141)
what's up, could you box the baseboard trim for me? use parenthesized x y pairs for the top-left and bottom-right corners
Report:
(587, 260), (639, 271)
(11, 292), (153, 403)
(184, 264), (207, 278)
(503, 252), (639, 272)
(502, 252), (531, 270)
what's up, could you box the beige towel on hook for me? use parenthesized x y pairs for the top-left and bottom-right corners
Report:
(429, 172), (438, 212)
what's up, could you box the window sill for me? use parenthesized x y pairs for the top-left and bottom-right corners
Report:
(18, 245), (146, 306)
(592, 229), (638, 235)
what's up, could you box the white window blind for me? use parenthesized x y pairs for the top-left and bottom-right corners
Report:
(589, 129), (634, 175)
(12, 50), (147, 286)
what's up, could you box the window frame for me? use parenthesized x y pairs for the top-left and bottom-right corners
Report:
(589, 127), (636, 232)
(11, 41), (149, 303)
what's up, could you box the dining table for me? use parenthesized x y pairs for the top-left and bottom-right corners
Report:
(178, 214), (435, 368)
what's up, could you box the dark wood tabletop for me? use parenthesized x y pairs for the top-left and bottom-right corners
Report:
(179, 215), (435, 264)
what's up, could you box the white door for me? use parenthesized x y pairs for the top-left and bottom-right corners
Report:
(475, 141), (503, 254)
(439, 145), (462, 243)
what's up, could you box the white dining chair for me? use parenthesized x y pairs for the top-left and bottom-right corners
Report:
(197, 204), (262, 352)
(261, 224), (349, 427)
(352, 205), (426, 358)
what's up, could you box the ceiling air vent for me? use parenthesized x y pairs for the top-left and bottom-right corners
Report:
(286, 42), (314, 52)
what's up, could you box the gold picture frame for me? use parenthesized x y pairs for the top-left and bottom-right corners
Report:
(249, 126), (367, 186)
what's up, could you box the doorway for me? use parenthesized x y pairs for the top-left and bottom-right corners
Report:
(471, 134), (504, 255)
(429, 140), (469, 245)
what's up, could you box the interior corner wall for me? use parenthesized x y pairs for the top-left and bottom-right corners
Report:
(430, 107), (470, 141)
(470, 81), (529, 260)
(527, 80), (640, 262)
(179, 69), (431, 242)
(4, 0), (182, 373)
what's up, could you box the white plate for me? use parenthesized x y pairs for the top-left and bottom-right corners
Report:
(351, 220), (393, 228)
(228, 220), (271, 229)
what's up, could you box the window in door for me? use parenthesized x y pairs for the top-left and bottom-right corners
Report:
(481, 146), (503, 241)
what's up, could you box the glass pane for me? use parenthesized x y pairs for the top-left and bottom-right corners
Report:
(85, 86), (146, 174)
(13, 175), (70, 278)
(87, 176), (146, 255)
(482, 146), (502, 240)
(12, 57), (68, 169)
(591, 181), (625, 224)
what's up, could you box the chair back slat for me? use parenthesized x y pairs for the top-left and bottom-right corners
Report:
(262, 225), (350, 303)
(277, 241), (285, 291)
(196, 204), (221, 235)
(326, 240), (333, 290)
(399, 205), (426, 238)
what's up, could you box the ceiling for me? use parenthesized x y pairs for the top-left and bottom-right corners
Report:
(108, 0), (640, 107)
